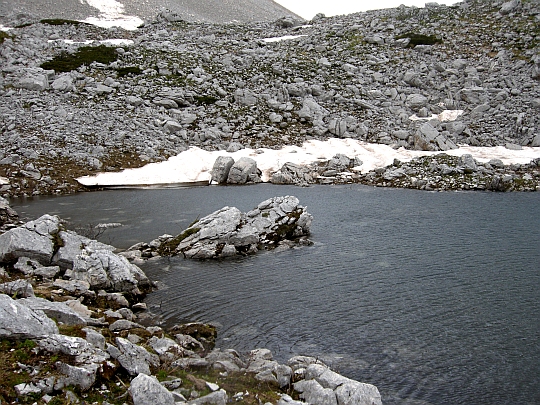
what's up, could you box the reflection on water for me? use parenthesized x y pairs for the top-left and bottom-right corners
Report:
(11, 184), (540, 405)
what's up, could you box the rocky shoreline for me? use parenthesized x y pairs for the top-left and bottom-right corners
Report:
(1, 0), (539, 198)
(0, 197), (384, 405)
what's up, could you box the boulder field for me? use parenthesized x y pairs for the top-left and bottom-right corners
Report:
(0, 0), (539, 197)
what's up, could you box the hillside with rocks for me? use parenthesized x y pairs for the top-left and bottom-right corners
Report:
(0, 0), (539, 197)
(0, 0), (299, 25)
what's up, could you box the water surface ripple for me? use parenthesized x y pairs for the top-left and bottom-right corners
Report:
(12, 184), (540, 405)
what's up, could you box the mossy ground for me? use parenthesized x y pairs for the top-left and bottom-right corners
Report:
(40, 45), (118, 73)
(0, 31), (12, 44)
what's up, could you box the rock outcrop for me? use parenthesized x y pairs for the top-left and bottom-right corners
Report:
(0, 214), (151, 294)
(152, 196), (312, 259)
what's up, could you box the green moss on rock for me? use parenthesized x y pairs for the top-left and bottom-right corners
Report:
(158, 227), (200, 256)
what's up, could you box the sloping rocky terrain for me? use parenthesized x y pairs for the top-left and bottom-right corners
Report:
(0, 0), (298, 24)
(0, 0), (539, 197)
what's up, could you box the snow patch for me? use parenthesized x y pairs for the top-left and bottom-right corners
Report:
(80, 0), (143, 30)
(409, 110), (464, 122)
(48, 39), (134, 46)
(262, 35), (308, 43)
(0, 25), (13, 32)
(76, 139), (540, 187)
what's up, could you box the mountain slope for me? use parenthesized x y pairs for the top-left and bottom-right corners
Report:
(0, 0), (300, 24)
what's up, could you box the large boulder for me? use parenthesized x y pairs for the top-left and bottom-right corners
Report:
(52, 230), (115, 269)
(413, 122), (457, 151)
(0, 214), (60, 263)
(68, 248), (150, 294)
(0, 294), (59, 340)
(227, 157), (261, 184)
(159, 196), (312, 259)
(294, 363), (382, 405)
(19, 297), (88, 326)
(210, 156), (235, 184)
(107, 337), (159, 376)
(271, 162), (310, 185)
(129, 373), (175, 405)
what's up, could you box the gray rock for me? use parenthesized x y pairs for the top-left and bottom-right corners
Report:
(96, 84), (114, 94)
(170, 197), (312, 259)
(164, 120), (183, 133)
(304, 364), (350, 389)
(276, 364), (293, 388)
(255, 369), (278, 384)
(0, 293), (58, 339)
(297, 98), (329, 126)
(69, 248), (150, 293)
(327, 154), (352, 171)
(52, 279), (91, 296)
(190, 389), (228, 405)
(109, 319), (143, 332)
(277, 395), (305, 405)
(148, 336), (183, 357)
(406, 94), (428, 110)
(393, 130), (410, 140)
(53, 230), (115, 269)
(294, 363), (382, 405)
(505, 143), (522, 151)
(19, 297), (87, 325)
(55, 362), (98, 391)
(271, 162), (314, 185)
(16, 75), (49, 91)
(39, 334), (109, 364)
(51, 75), (74, 92)
(234, 89), (257, 106)
(459, 154), (477, 173)
(335, 381), (382, 405)
(0, 196), (18, 226)
(0, 279), (35, 298)
(328, 119), (348, 137)
(0, 227), (53, 263)
(14, 381), (44, 396)
(129, 373), (175, 405)
(83, 327), (106, 349)
(500, 0), (521, 14)
(107, 337), (159, 376)
(294, 379), (337, 405)
(227, 157), (261, 184)
(211, 156), (235, 184)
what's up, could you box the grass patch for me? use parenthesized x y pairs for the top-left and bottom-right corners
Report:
(395, 32), (442, 47)
(40, 45), (118, 73)
(116, 66), (143, 77)
(194, 95), (218, 105)
(0, 31), (13, 44)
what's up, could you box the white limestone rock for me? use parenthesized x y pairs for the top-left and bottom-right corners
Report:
(0, 294), (58, 339)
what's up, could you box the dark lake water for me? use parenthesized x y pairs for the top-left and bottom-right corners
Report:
(11, 184), (540, 405)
